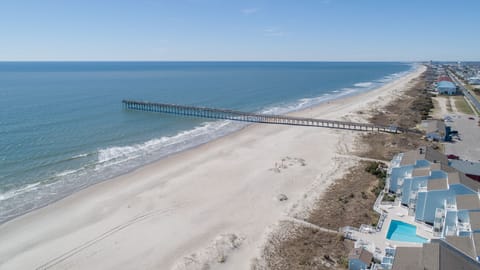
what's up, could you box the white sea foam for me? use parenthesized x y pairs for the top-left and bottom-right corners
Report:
(0, 182), (40, 201)
(354, 82), (374, 88)
(96, 120), (241, 172)
(71, 153), (88, 159)
(55, 169), (82, 178)
(261, 63), (417, 118)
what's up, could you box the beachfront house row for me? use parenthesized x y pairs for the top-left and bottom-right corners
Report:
(387, 147), (480, 267)
(387, 147), (480, 236)
(387, 146), (448, 196)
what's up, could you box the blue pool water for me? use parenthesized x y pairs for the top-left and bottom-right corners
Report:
(386, 220), (428, 243)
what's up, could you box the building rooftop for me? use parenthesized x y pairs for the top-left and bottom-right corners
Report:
(438, 75), (453, 82)
(391, 247), (424, 270)
(430, 162), (442, 171)
(412, 167), (431, 177)
(450, 160), (480, 176)
(423, 120), (446, 136)
(348, 247), (373, 265)
(473, 233), (480, 258)
(456, 194), (480, 210)
(422, 242), (440, 270)
(427, 178), (448, 191)
(448, 171), (480, 192)
(437, 81), (456, 89)
(400, 146), (448, 166)
(445, 235), (476, 259)
(441, 163), (457, 173)
(469, 212), (480, 231)
(392, 239), (480, 270)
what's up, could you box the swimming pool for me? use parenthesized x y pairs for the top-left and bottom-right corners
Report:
(386, 220), (428, 243)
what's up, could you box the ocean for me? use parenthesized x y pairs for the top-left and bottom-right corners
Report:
(0, 62), (414, 223)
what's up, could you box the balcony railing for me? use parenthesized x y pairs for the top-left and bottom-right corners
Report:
(445, 225), (456, 236)
(457, 222), (471, 233)
(417, 185), (427, 192)
(444, 201), (457, 211)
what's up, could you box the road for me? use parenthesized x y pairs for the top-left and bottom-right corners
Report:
(448, 70), (480, 114)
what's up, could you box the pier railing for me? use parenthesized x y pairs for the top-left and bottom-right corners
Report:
(122, 100), (413, 134)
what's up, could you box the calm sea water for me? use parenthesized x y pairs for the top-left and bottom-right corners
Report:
(0, 62), (414, 223)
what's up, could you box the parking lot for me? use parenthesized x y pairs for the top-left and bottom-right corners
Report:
(444, 115), (480, 162)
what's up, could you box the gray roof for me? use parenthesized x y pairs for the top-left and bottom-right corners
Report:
(473, 233), (480, 258)
(469, 212), (480, 231)
(392, 239), (480, 270)
(422, 242), (440, 270)
(424, 120), (446, 136)
(400, 150), (421, 166)
(412, 167), (431, 177)
(448, 171), (480, 192)
(427, 178), (448, 191)
(450, 160), (480, 176)
(430, 163), (442, 171)
(348, 248), (373, 264)
(424, 146), (449, 165)
(445, 236), (476, 259)
(400, 146), (448, 166)
(456, 194), (480, 210)
(392, 247), (424, 270)
(459, 173), (480, 192)
(437, 238), (480, 270)
(441, 163), (458, 173)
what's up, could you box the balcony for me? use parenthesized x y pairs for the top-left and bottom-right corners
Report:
(444, 200), (457, 211)
(445, 225), (456, 236)
(398, 177), (405, 187)
(409, 190), (418, 200)
(435, 208), (445, 219)
(417, 185), (427, 193)
(457, 222), (471, 233)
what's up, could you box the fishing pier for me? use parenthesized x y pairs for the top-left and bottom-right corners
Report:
(122, 100), (408, 134)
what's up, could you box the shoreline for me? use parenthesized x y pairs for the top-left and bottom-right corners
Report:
(0, 65), (425, 270)
(0, 64), (414, 225)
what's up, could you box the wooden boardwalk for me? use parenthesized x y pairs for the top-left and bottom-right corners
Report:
(122, 100), (408, 134)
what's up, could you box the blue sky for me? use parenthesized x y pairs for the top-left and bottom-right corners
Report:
(0, 0), (479, 61)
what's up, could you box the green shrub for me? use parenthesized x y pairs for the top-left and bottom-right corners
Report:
(366, 162), (387, 196)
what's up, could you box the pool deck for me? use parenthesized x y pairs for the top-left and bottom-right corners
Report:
(348, 200), (437, 259)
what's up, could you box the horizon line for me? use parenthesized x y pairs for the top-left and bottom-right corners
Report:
(0, 59), (478, 63)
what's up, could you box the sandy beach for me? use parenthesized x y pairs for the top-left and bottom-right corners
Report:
(0, 65), (425, 270)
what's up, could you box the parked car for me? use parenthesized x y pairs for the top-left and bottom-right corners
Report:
(447, 154), (460, 160)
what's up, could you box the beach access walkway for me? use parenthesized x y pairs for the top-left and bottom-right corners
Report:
(122, 100), (418, 134)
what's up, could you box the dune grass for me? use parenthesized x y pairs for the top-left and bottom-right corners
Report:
(453, 96), (475, 115)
